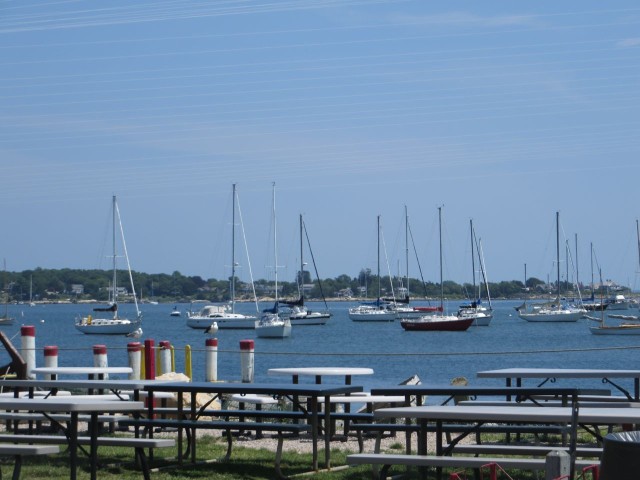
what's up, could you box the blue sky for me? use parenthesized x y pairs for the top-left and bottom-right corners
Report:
(1, 1), (640, 291)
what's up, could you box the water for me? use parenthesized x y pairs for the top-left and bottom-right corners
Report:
(2, 300), (638, 393)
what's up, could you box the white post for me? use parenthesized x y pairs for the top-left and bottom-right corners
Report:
(20, 326), (36, 379)
(92, 344), (109, 379)
(127, 342), (141, 380)
(240, 339), (254, 383)
(205, 338), (218, 382)
(159, 341), (172, 375)
(43, 346), (58, 380)
(545, 450), (569, 480)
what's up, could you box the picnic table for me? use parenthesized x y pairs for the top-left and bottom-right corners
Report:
(477, 368), (640, 400)
(267, 366), (374, 384)
(0, 396), (144, 480)
(31, 366), (133, 380)
(137, 380), (363, 472)
(352, 403), (640, 480)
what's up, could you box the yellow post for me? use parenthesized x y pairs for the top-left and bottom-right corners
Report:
(185, 345), (192, 380)
(140, 345), (146, 379)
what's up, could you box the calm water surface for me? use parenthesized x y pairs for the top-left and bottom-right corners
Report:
(2, 300), (638, 393)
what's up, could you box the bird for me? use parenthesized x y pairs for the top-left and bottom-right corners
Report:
(204, 322), (218, 335)
(126, 328), (143, 338)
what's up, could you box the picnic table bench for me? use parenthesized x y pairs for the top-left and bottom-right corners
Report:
(347, 452), (598, 479)
(0, 433), (174, 480)
(119, 416), (309, 479)
(0, 443), (60, 480)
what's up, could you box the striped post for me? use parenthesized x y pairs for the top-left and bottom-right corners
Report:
(240, 339), (254, 383)
(205, 338), (218, 382)
(92, 345), (108, 379)
(20, 326), (36, 379)
(127, 342), (142, 380)
(43, 346), (58, 380)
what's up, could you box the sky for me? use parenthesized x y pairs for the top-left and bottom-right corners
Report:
(1, 1), (640, 291)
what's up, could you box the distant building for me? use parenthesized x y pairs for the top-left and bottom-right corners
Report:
(337, 288), (353, 299)
(70, 284), (84, 295)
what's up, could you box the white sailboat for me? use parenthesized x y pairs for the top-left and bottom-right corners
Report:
(280, 214), (331, 326)
(255, 183), (292, 338)
(457, 219), (493, 326)
(518, 211), (585, 323)
(186, 184), (259, 330)
(75, 196), (142, 335)
(349, 215), (397, 322)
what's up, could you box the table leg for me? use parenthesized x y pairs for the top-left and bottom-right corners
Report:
(323, 394), (331, 470)
(89, 412), (99, 480)
(69, 411), (78, 480)
(310, 396), (318, 471)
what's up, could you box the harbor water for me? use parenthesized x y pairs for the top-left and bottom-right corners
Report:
(1, 300), (638, 393)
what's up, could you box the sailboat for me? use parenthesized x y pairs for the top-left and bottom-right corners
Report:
(0, 260), (14, 326)
(348, 215), (397, 321)
(75, 196), (142, 335)
(518, 211), (585, 322)
(187, 184), (259, 329)
(390, 206), (441, 319)
(279, 214), (331, 326)
(457, 220), (493, 326)
(255, 183), (292, 338)
(589, 225), (640, 335)
(400, 207), (474, 332)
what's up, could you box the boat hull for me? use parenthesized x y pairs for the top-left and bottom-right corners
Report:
(255, 315), (292, 338)
(75, 318), (141, 335)
(289, 313), (330, 326)
(518, 310), (583, 322)
(348, 306), (396, 321)
(590, 325), (640, 335)
(400, 316), (474, 331)
(186, 314), (256, 330)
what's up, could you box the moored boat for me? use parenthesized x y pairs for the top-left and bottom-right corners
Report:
(75, 196), (142, 335)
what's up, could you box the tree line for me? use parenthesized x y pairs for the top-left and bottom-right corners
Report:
(1, 267), (614, 304)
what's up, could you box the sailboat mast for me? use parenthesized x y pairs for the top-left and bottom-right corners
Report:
(231, 183), (237, 313)
(590, 242), (594, 298)
(272, 182), (278, 305)
(470, 219), (476, 300)
(405, 206), (409, 300)
(438, 207), (444, 310)
(636, 219), (640, 274)
(377, 215), (381, 301)
(556, 211), (561, 300)
(111, 195), (118, 318)
(299, 214), (304, 300)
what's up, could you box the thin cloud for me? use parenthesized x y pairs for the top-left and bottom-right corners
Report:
(617, 37), (640, 47)
(391, 12), (537, 28)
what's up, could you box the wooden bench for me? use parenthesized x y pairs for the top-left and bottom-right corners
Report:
(0, 443), (59, 480)
(347, 452), (598, 479)
(0, 434), (174, 480)
(119, 417), (310, 479)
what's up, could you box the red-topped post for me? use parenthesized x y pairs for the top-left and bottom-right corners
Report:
(43, 345), (58, 380)
(20, 326), (36, 379)
(240, 339), (254, 383)
(127, 342), (141, 380)
(205, 338), (218, 382)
